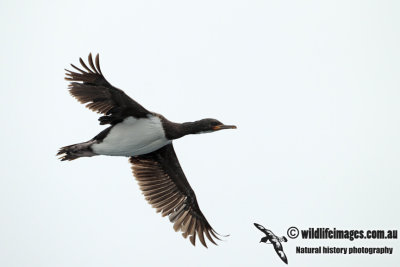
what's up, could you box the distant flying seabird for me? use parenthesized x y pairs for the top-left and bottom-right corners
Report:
(57, 54), (236, 247)
(254, 223), (288, 264)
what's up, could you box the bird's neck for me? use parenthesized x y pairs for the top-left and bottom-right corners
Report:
(180, 121), (206, 135)
(162, 120), (203, 140)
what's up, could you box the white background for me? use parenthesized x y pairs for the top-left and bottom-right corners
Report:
(1, 0), (399, 266)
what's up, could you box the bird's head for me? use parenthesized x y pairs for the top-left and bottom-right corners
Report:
(260, 236), (269, 243)
(192, 118), (237, 134)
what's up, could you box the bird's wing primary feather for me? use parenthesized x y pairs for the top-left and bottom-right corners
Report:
(254, 223), (269, 234)
(65, 53), (150, 124)
(273, 241), (288, 264)
(130, 143), (223, 248)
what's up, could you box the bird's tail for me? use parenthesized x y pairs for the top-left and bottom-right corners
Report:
(57, 140), (96, 161)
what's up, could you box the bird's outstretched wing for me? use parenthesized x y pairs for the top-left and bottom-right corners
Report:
(254, 223), (270, 235)
(272, 241), (288, 264)
(65, 53), (150, 124)
(130, 143), (223, 248)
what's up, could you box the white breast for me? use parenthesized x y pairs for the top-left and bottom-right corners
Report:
(92, 115), (171, 157)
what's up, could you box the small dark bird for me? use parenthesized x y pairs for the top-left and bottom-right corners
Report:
(254, 223), (288, 264)
(57, 54), (236, 247)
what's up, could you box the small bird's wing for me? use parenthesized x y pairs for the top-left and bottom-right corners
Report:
(65, 54), (150, 124)
(272, 241), (288, 264)
(254, 223), (272, 235)
(130, 143), (222, 248)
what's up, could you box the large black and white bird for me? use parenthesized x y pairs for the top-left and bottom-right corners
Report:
(254, 223), (288, 264)
(57, 54), (236, 248)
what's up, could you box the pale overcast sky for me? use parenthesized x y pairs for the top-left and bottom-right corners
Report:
(1, 1), (399, 266)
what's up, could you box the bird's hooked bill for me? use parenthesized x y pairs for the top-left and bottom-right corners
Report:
(213, 125), (237, 130)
